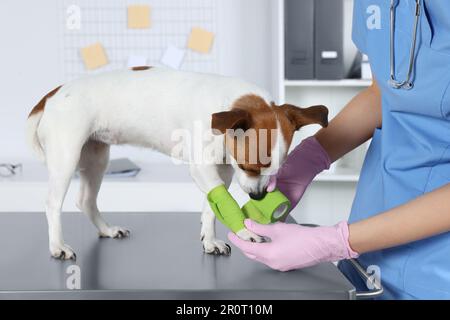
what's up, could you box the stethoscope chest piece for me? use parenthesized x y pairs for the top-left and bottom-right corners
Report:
(388, 78), (414, 90)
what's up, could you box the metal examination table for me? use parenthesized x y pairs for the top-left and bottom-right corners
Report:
(0, 212), (378, 300)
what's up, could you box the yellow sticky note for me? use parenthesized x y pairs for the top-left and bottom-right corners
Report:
(128, 5), (151, 29)
(80, 43), (109, 70)
(187, 27), (215, 54)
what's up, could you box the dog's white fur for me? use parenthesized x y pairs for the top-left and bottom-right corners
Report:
(27, 67), (287, 259)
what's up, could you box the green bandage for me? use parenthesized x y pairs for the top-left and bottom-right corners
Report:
(207, 185), (246, 233)
(242, 189), (291, 224)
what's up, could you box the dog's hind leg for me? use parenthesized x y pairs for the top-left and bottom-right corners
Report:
(44, 135), (84, 260)
(77, 140), (130, 239)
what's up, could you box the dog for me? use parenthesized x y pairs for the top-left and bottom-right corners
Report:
(26, 66), (328, 260)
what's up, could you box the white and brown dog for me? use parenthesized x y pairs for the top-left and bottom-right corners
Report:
(26, 66), (328, 260)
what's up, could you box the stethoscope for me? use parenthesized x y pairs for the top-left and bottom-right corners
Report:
(389, 0), (421, 90)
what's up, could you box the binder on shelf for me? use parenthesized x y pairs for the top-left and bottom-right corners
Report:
(314, 0), (344, 80)
(285, 0), (315, 80)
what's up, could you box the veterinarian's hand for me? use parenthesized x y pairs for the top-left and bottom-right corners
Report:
(228, 219), (358, 272)
(267, 136), (330, 212)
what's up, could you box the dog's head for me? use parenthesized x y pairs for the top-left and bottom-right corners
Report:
(212, 94), (328, 200)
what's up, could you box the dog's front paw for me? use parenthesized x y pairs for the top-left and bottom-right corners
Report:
(236, 228), (264, 243)
(202, 237), (231, 256)
(50, 243), (77, 261)
(99, 226), (130, 239)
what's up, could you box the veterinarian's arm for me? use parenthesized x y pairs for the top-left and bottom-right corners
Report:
(267, 79), (382, 211)
(228, 185), (450, 272)
(349, 183), (450, 253)
(315, 79), (382, 163)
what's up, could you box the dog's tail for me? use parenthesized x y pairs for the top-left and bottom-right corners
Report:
(26, 86), (62, 162)
(26, 111), (46, 162)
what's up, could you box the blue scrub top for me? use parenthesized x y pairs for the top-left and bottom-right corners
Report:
(338, 0), (450, 299)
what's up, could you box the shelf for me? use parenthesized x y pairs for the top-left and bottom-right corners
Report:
(315, 168), (360, 182)
(314, 173), (359, 182)
(285, 79), (372, 88)
(1, 162), (361, 184)
(0, 161), (359, 212)
(0, 161), (249, 212)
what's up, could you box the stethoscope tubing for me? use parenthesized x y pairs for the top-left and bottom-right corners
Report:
(389, 0), (421, 90)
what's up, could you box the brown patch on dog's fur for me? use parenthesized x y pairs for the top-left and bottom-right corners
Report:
(211, 109), (251, 135)
(28, 86), (62, 118)
(280, 104), (328, 130)
(211, 94), (329, 177)
(273, 104), (296, 148)
(274, 104), (329, 150)
(213, 94), (277, 175)
(131, 66), (152, 71)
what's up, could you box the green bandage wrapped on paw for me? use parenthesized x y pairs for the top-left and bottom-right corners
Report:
(242, 189), (291, 224)
(207, 186), (291, 232)
(207, 185), (246, 233)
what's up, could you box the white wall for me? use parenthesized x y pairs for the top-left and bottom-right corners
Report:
(0, 0), (274, 163)
(0, 0), (61, 163)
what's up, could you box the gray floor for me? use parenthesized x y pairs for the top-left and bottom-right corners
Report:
(0, 212), (355, 299)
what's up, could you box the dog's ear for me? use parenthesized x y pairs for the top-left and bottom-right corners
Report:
(280, 104), (329, 131)
(211, 109), (251, 135)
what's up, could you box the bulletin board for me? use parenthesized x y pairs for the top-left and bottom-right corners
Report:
(58, 0), (220, 81)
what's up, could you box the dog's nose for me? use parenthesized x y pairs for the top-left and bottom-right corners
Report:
(249, 191), (267, 201)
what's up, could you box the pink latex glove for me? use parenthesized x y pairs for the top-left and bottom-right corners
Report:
(267, 136), (331, 211)
(228, 219), (359, 272)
